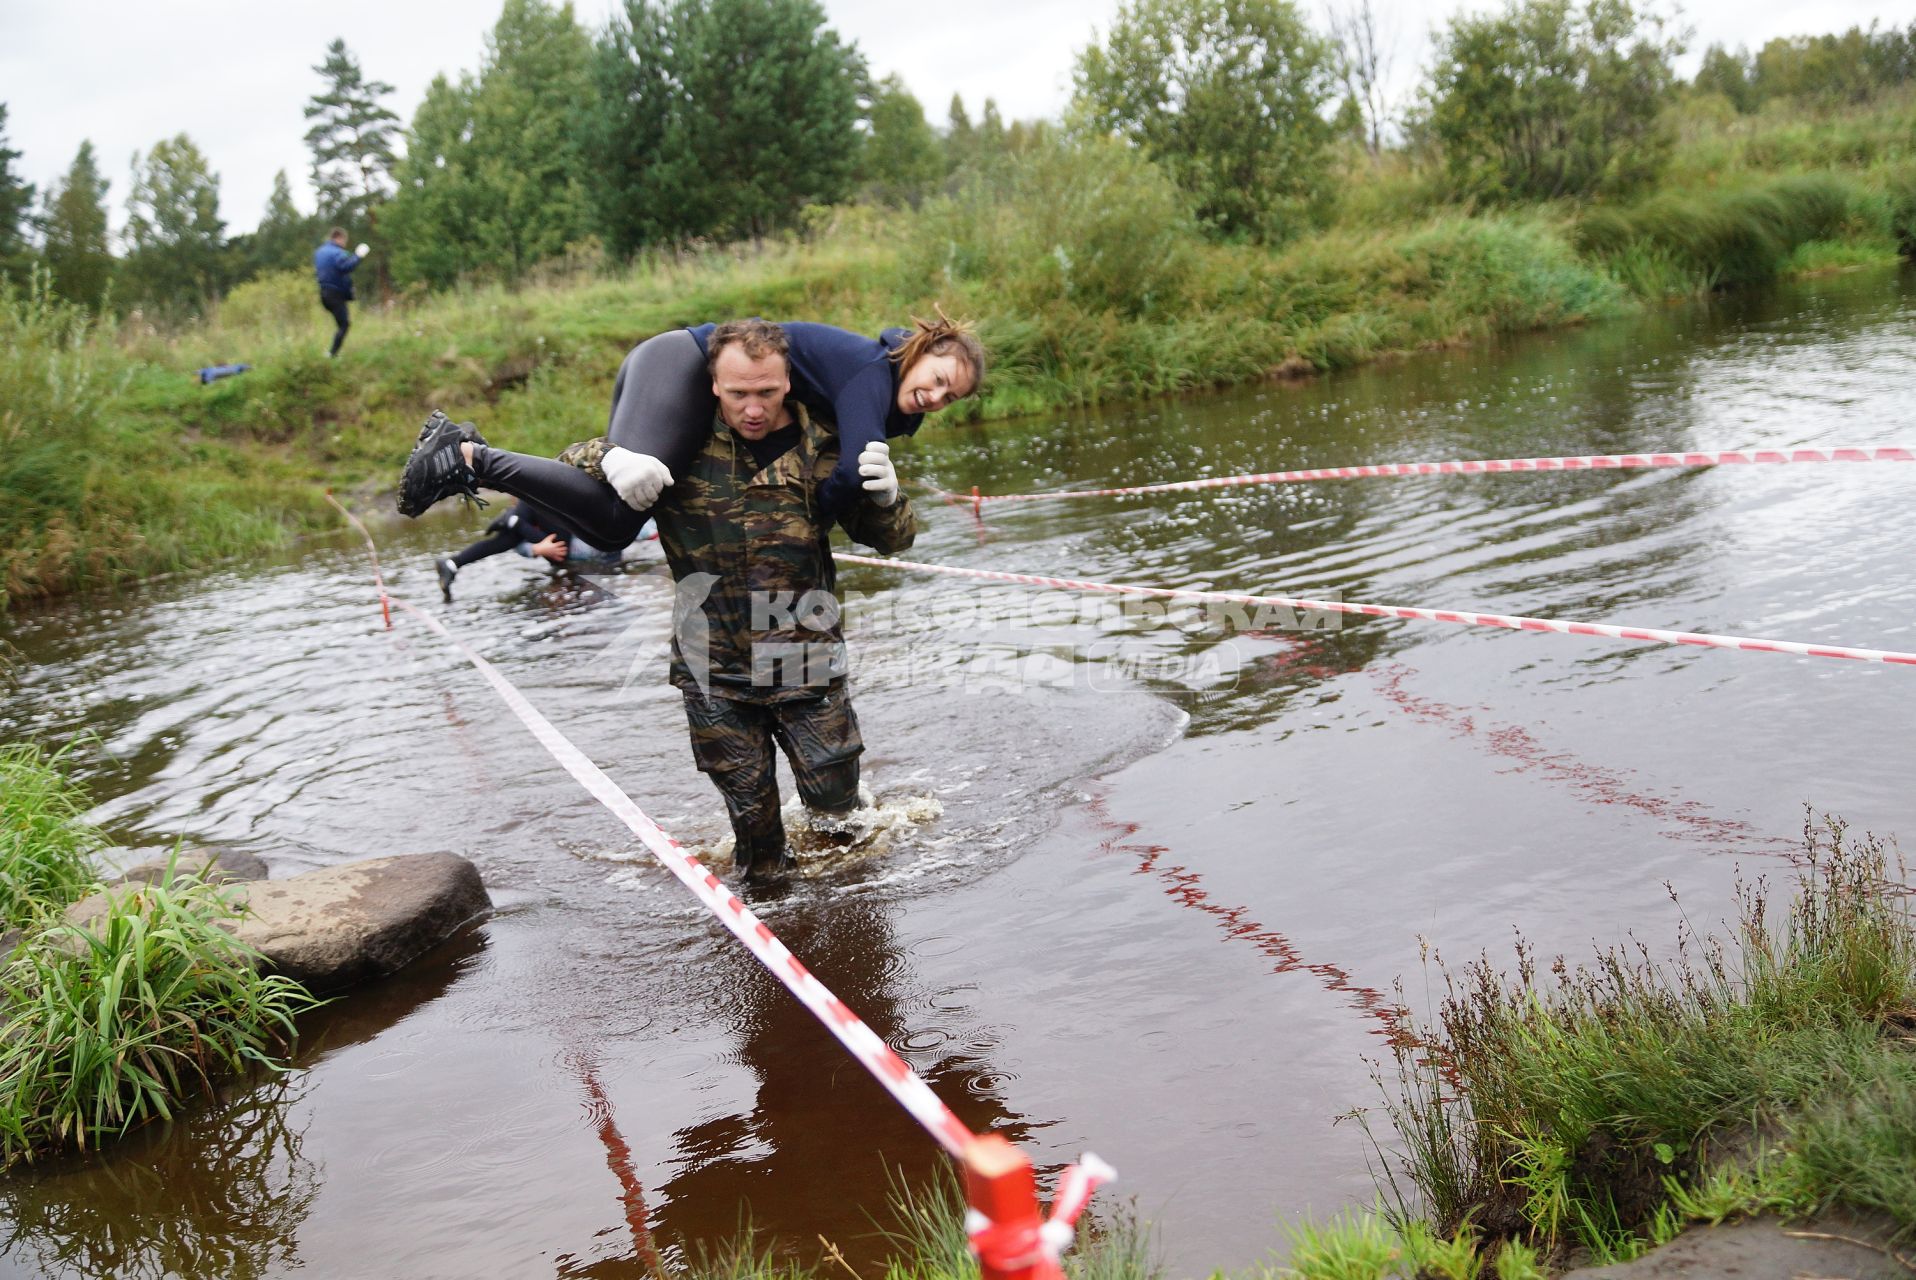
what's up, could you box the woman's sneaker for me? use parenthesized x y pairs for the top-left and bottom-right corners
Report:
(397, 411), (489, 517)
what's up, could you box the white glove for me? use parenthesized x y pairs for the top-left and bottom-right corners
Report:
(355, 243), (371, 258)
(858, 440), (899, 508)
(602, 446), (672, 510)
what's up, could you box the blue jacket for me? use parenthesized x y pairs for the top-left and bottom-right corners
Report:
(686, 321), (921, 517)
(314, 241), (360, 297)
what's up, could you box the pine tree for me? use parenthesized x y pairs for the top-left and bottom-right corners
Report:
(384, 1), (593, 283)
(0, 104), (37, 285)
(40, 141), (113, 308)
(944, 92), (976, 172)
(588, 0), (866, 250)
(121, 135), (226, 314)
(247, 170), (322, 277)
(303, 39), (400, 225)
(859, 75), (942, 206)
(978, 99), (1006, 150)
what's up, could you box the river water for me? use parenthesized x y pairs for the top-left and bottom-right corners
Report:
(2, 267), (1913, 1278)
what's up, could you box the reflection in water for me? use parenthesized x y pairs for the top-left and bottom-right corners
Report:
(651, 893), (1026, 1268)
(0, 1074), (318, 1280)
(1369, 664), (1798, 860)
(561, 1051), (668, 1280)
(1082, 786), (1413, 1049)
(296, 928), (488, 1064)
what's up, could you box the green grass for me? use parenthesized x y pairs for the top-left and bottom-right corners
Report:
(0, 862), (321, 1166)
(1361, 815), (1916, 1270)
(0, 742), (104, 930)
(0, 745), (321, 1167)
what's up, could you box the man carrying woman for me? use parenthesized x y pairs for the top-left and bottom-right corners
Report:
(393, 310), (983, 540)
(404, 320), (920, 878)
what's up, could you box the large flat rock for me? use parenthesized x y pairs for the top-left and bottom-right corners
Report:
(1563, 1215), (1908, 1280)
(64, 853), (491, 995)
(226, 853), (491, 993)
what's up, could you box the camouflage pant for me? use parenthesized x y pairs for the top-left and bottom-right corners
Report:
(681, 688), (863, 873)
(556, 436), (612, 481)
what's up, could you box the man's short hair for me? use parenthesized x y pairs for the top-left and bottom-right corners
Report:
(328, 226), (347, 241)
(707, 318), (789, 376)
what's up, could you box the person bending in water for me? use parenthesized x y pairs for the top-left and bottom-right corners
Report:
(393, 310), (981, 541)
(586, 319), (915, 880)
(433, 502), (630, 601)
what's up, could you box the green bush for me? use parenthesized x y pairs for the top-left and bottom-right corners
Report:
(1421, 0), (1683, 202)
(0, 742), (102, 931)
(1069, 0), (1337, 242)
(907, 135), (1202, 320)
(0, 868), (319, 1165)
(1883, 163), (1916, 256)
(1373, 816), (1916, 1259)
(210, 269), (314, 338)
(1575, 174), (1859, 294)
(0, 277), (139, 607)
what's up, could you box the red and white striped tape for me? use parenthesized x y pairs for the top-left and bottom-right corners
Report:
(942, 445), (1916, 504)
(324, 492), (393, 628)
(327, 505), (1114, 1270)
(968, 1153), (1119, 1270)
(382, 595), (978, 1157)
(834, 554), (1916, 668)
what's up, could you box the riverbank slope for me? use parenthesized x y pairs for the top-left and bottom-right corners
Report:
(4, 98), (1913, 609)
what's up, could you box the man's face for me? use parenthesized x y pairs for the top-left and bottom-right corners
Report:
(712, 345), (792, 440)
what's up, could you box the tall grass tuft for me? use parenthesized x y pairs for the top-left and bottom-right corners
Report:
(1372, 815), (1916, 1260)
(0, 275), (137, 608)
(0, 742), (103, 930)
(1574, 175), (1860, 296)
(0, 865), (321, 1166)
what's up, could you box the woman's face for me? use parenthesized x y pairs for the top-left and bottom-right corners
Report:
(895, 351), (976, 416)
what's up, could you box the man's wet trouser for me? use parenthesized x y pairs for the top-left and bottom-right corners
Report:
(681, 687), (863, 874)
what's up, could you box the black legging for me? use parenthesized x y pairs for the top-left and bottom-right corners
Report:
(468, 329), (712, 552)
(319, 289), (350, 356)
(451, 505), (548, 568)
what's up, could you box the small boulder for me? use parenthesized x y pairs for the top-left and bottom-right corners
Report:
(224, 853), (491, 993)
(62, 853), (491, 995)
(117, 847), (270, 887)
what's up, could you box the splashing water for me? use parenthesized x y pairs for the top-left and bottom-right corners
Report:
(694, 787), (947, 876)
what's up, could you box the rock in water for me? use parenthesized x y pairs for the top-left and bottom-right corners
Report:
(64, 853), (491, 995)
(226, 853), (491, 993)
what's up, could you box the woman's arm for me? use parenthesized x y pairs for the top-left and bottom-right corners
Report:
(818, 360), (897, 516)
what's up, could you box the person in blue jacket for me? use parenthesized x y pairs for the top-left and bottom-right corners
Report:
(393, 310), (985, 544)
(314, 228), (368, 358)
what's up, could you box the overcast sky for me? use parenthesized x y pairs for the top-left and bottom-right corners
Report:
(2, 0), (1908, 238)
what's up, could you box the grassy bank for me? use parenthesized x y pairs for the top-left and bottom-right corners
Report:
(1282, 816), (1916, 1278)
(0, 743), (317, 1167)
(5, 98), (1915, 608)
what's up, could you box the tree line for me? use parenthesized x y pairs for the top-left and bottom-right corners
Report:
(2, 0), (1912, 320)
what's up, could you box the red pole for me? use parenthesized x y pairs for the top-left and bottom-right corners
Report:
(324, 490), (393, 630)
(972, 485), (983, 520)
(964, 1134), (1062, 1280)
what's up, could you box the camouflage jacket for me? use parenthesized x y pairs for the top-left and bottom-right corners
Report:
(638, 403), (915, 702)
